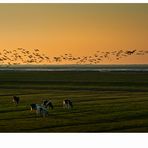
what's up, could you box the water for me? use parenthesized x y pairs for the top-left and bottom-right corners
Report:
(0, 64), (148, 72)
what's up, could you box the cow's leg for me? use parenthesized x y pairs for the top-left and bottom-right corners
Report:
(30, 107), (33, 112)
(68, 103), (70, 109)
(36, 109), (40, 117)
(63, 102), (65, 109)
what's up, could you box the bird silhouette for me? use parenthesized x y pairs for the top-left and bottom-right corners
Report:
(0, 48), (147, 65)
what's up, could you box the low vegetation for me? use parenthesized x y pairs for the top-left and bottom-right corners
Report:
(0, 71), (148, 132)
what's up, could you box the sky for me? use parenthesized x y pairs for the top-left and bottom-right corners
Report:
(0, 3), (148, 64)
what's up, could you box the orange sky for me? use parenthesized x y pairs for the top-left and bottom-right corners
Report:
(0, 4), (148, 64)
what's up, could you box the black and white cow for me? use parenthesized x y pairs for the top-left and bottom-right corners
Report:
(63, 99), (73, 109)
(30, 104), (48, 117)
(42, 100), (53, 109)
(13, 96), (20, 105)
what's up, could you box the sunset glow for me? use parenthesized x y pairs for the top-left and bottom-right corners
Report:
(0, 4), (148, 64)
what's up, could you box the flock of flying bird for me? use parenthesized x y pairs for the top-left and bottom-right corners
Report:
(0, 48), (147, 65)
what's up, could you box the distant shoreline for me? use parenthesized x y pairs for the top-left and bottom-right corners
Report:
(0, 64), (148, 72)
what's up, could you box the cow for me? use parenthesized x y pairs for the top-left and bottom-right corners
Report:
(42, 99), (53, 109)
(63, 99), (73, 109)
(13, 96), (20, 105)
(30, 104), (48, 117)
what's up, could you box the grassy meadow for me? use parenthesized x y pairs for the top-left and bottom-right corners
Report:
(0, 69), (148, 132)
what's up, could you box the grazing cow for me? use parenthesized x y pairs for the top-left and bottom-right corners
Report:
(63, 99), (73, 109)
(42, 99), (53, 109)
(13, 96), (20, 105)
(30, 104), (48, 117)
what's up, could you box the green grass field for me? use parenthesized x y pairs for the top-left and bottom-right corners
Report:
(0, 70), (148, 132)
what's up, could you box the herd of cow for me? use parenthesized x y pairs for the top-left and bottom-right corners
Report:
(12, 96), (73, 117)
